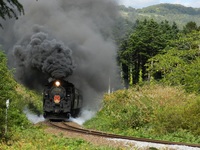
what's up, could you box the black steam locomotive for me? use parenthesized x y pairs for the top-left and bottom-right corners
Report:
(43, 79), (82, 120)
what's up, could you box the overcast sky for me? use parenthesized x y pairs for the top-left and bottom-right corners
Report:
(117, 0), (200, 9)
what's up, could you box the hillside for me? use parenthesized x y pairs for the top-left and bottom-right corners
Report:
(85, 84), (200, 144)
(119, 3), (200, 28)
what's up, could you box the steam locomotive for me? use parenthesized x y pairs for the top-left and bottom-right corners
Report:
(43, 79), (82, 120)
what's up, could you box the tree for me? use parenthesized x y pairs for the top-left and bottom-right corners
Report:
(119, 19), (179, 85)
(183, 21), (198, 34)
(0, 0), (24, 27)
(146, 30), (200, 93)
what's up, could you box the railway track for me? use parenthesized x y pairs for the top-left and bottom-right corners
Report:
(48, 121), (200, 148)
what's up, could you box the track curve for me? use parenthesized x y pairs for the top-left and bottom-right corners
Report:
(48, 121), (200, 148)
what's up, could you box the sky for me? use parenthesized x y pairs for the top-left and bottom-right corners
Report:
(117, 0), (200, 9)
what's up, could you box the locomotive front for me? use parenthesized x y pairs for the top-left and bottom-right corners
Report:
(43, 80), (73, 119)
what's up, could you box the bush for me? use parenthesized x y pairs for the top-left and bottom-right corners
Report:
(182, 97), (200, 135)
(84, 84), (200, 143)
(0, 51), (42, 141)
(105, 89), (153, 129)
(0, 51), (21, 138)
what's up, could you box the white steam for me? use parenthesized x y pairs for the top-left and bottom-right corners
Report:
(23, 107), (96, 125)
(70, 109), (96, 125)
(23, 108), (45, 124)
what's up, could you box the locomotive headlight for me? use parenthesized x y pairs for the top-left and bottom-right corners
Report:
(55, 81), (61, 87)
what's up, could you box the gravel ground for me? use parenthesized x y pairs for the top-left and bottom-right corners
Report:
(107, 138), (200, 150)
(42, 121), (200, 150)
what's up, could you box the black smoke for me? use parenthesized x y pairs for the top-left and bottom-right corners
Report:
(0, 0), (121, 109)
(13, 27), (75, 88)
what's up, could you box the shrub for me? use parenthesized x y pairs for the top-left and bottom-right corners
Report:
(84, 84), (200, 143)
(0, 51), (41, 141)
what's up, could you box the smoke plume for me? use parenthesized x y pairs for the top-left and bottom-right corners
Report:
(0, 0), (121, 110)
(13, 27), (75, 88)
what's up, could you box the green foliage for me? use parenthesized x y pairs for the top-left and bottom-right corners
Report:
(153, 93), (200, 136)
(182, 97), (200, 135)
(0, 126), (116, 150)
(16, 85), (43, 115)
(183, 21), (199, 34)
(85, 85), (146, 132)
(0, 51), (24, 138)
(119, 19), (179, 85)
(146, 30), (200, 93)
(0, 50), (42, 142)
(0, 0), (24, 27)
(84, 84), (200, 143)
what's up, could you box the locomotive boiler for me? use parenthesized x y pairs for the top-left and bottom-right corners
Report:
(43, 79), (82, 120)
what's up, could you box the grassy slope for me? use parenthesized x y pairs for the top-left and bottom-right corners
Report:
(84, 84), (200, 144)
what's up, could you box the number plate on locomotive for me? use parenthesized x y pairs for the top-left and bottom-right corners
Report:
(54, 95), (61, 103)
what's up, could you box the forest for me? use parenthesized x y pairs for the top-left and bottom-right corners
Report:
(118, 19), (200, 93)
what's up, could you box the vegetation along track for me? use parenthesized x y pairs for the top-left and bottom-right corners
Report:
(47, 121), (200, 148)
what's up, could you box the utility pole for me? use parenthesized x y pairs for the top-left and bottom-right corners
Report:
(5, 99), (9, 135)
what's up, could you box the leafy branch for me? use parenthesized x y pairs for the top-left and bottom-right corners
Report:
(0, 0), (24, 27)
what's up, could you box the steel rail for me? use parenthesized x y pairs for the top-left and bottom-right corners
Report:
(48, 121), (200, 148)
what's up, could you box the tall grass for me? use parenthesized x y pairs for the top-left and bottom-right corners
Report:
(84, 84), (200, 143)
